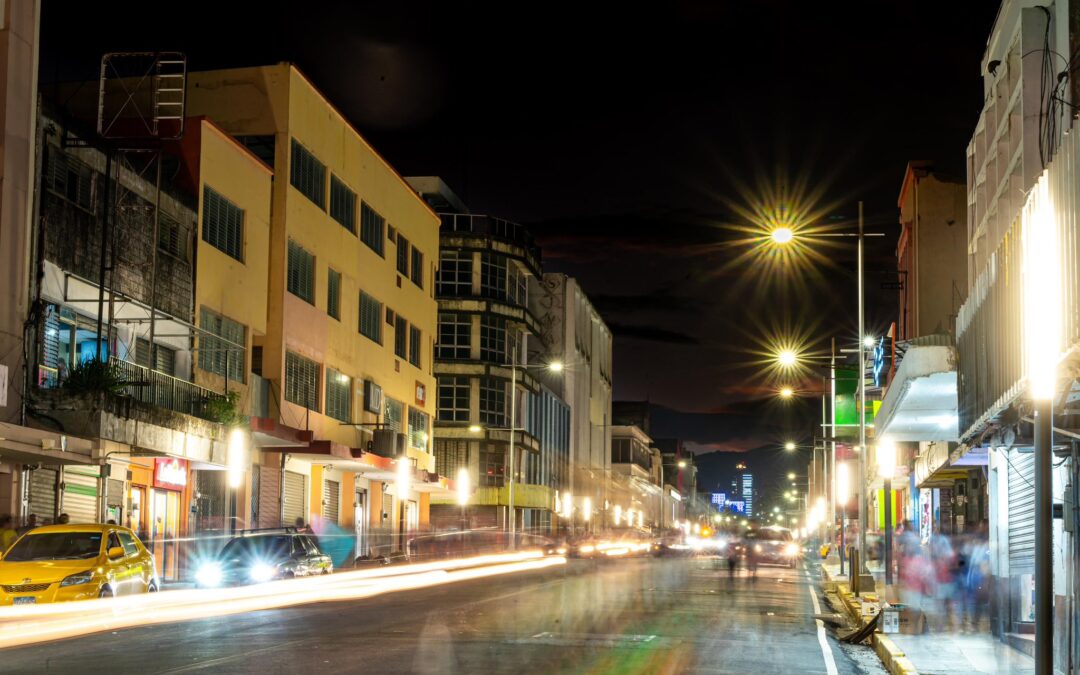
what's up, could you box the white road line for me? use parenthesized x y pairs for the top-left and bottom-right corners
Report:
(805, 570), (839, 675)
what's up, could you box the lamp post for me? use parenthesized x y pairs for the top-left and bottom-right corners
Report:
(877, 437), (896, 587)
(837, 461), (850, 576)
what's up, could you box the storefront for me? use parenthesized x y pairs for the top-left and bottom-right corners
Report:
(127, 457), (192, 582)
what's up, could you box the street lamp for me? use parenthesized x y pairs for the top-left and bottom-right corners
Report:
(837, 461), (850, 576)
(779, 386), (794, 399)
(787, 472), (796, 480)
(678, 460), (687, 468)
(784, 441), (796, 452)
(777, 349), (798, 368)
(770, 226), (794, 244)
(877, 437), (896, 586)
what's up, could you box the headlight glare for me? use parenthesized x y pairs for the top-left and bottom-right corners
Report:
(249, 562), (277, 583)
(196, 563), (223, 587)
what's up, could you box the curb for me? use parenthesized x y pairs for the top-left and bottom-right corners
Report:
(816, 564), (919, 675)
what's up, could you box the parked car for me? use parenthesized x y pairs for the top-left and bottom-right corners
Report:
(746, 526), (800, 568)
(0, 524), (159, 605)
(195, 529), (332, 587)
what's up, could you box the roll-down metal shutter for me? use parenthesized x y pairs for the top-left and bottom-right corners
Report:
(29, 468), (58, 522)
(283, 471), (306, 526)
(62, 467), (99, 524)
(323, 479), (340, 523)
(256, 465), (281, 528)
(1007, 450), (1035, 573)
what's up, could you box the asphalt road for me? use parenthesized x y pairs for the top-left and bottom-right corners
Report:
(1, 557), (883, 674)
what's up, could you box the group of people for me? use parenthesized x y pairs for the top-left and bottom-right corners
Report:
(1, 513), (76, 551)
(894, 520), (990, 632)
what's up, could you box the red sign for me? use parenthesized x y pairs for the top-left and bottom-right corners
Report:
(415, 381), (426, 407)
(154, 457), (188, 490)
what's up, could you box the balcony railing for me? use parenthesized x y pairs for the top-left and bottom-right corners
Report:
(111, 356), (225, 419)
(439, 213), (541, 262)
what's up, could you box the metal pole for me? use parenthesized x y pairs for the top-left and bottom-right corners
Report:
(857, 200), (868, 573)
(148, 152), (162, 391)
(840, 510), (846, 576)
(1034, 398), (1053, 674)
(94, 149), (113, 363)
(884, 476), (893, 586)
(830, 337), (837, 557)
(508, 346), (517, 549)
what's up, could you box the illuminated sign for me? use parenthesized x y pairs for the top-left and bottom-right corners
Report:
(872, 336), (890, 388)
(415, 381), (426, 407)
(154, 457), (188, 490)
(725, 499), (746, 514)
(711, 492), (727, 506)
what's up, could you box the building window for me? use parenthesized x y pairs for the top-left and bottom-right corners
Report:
(480, 315), (507, 363)
(436, 313), (470, 360)
(290, 138), (326, 209)
(325, 368), (351, 423)
(327, 268), (341, 320)
(287, 239), (315, 304)
(410, 247), (423, 289)
(396, 234), (410, 276)
(158, 214), (190, 262)
(407, 407), (429, 449)
(202, 186), (244, 261)
(480, 447), (504, 487)
(480, 253), (507, 301)
(359, 291), (382, 344)
(435, 439), (468, 479)
(329, 175), (356, 233)
(384, 397), (404, 433)
(46, 147), (94, 210)
(285, 351), (320, 412)
(394, 315), (407, 359)
(437, 250), (472, 297)
(385, 307), (395, 326)
(508, 262), (527, 306)
(360, 202), (385, 256)
(479, 377), (505, 426)
(136, 337), (176, 374)
(198, 307), (246, 382)
(438, 376), (470, 422)
(409, 325), (421, 368)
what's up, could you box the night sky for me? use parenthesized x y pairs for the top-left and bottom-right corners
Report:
(39, 1), (1001, 504)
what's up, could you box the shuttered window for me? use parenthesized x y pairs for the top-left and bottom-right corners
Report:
(202, 186), (244, 261)
(360, 202), (385, 256)
(283, 471), (307, 526)
(411, 248), (424, 288)
(199, 307), (246, 382)
(323, 479), (340, 523)
(329, 175), (356, 233)
(1007, 450), (1035, 574)
(394, 316), (407, 359)
(287, 240), (315, 304)
(408, 407), (429, 449)
(325, 368), (351, 423)
(327, 268), (341, 320)
(135, 337), (177, 375)
(359, 292), (382, 344)
(409, 325), (421, 368)
(285, 351), (320, 412)
(290, 138), (326, 209)
(397, 235), (410, 276)
(384, 397), (404, 433)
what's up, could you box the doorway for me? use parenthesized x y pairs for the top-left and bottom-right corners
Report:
(149, 488), (181, 581)
(354, 489), (367, 560)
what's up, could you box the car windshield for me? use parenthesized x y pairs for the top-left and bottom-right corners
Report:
(220, 535), (293, 561)
(749, 530), (792, 542)
(3, 532), (103, 561)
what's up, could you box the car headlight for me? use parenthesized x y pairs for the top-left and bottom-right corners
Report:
(784, 544), (800, 556)
(196, 563), (223, 587)
(60, 570), (95, 587)
(754, 544), (762, 553)
(249, 563), (277, 583)
(579, 544), (595, 554)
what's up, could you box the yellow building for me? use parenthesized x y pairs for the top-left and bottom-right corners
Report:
(184, 64), (445, 558)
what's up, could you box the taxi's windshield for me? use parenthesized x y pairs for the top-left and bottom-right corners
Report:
(3, 532), (103, 561)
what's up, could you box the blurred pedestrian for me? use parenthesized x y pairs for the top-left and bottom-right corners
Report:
(0, 515), (16, 552)
(930, 527), (957, 630)
(961, 523), (990, 632)
(17, 513), (37, 535)
(294, 516), (313, 534)
(57, 513), (70, 525)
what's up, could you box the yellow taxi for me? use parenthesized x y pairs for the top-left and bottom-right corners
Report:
(0, 524), (159, 605)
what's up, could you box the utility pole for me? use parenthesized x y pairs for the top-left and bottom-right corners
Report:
(857, 201), (868, 573)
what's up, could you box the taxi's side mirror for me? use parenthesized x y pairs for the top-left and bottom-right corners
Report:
(107, 546), (125, 560)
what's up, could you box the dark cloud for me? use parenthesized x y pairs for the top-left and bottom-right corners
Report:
(606, 323), (699, 345)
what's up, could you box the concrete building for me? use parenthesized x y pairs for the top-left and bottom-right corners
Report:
(531, 273), (613, 533)
(407, 176), (563, 535)
(610, 425), (662, 532)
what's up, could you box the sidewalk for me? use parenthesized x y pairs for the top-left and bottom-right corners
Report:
(820, 562), (1035, 674)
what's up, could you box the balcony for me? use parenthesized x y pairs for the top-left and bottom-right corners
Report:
(111, 357), (227, 419)
(439, 213), (541, 273)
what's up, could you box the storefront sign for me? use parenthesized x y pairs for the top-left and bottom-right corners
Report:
(415, 381), (426, 407)
(363, 380), (383, 414)
(872, 337), (890, 388)
(154, 457), (188, 490)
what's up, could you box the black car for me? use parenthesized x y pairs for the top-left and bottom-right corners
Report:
(195, 529), (333, 587)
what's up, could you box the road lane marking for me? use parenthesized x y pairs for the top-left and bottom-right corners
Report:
(805, 570), (839, 675)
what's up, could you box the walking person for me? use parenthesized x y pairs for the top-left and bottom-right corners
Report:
(0, 515), (16, 552)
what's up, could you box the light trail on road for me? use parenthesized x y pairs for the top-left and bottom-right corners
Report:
(0, 552), (565, 650)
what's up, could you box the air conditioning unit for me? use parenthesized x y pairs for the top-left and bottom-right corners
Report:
(372, 430), (396, 457)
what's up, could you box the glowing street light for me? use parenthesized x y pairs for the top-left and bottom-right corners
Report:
(770, 226), (794, 245)
(547, 361), (565, 373)
(777, 350), (798, 368)
(787, 472), (796, 480)
(863, 335), (877, 349)
(678, 460), (687, 468)
(583, 497), (592, 523)
(467, 424), (483, 433)
(227, 428), (247, 490)
(784, 441), (796, 452)
(779, 386), (794, 399)
(456, 467), (470, 507)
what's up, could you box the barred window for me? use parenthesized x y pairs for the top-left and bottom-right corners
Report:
(158, 214), (190, 261)
(46, 146), (94, 210)
(407, 407), (429, 449)
(329, 175), (356, 233)
(325, 368), (351, 423)
(479, 377), (505, 426)
(411, 247), (424, 289)
(438, 376), (470, 422)
(327, 268), (341, 320)
(359, 292), (382, 344)
(394, 315), (407, 359)
(287, 240), (315, 304)
(436, 313), (470, 361)
(396, 235), (410, 276)
(285, 351), (320, 412)
(409, 325), (421, 368)
(360, 202), (385, 256)
(202, 186), (244, 261)
(290, 138), (326, 209)
(480, 315), (507, 363)
(198, 307), (246, 382)
(437, 250), (472, 297)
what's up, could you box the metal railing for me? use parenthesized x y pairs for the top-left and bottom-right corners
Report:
(439, 213), (541, 262)
(111, 356), (223, 418)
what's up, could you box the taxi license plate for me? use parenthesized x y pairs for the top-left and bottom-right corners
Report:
(13, 597), (36, 605)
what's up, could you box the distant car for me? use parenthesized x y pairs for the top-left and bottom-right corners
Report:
(0, 524), (159, 605)
(195, 529), (332, 587)
(746, 527), (800, 568)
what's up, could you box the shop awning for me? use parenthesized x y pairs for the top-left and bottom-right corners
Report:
(875, 340), (958, 442)
(0, 422), (97, 466)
